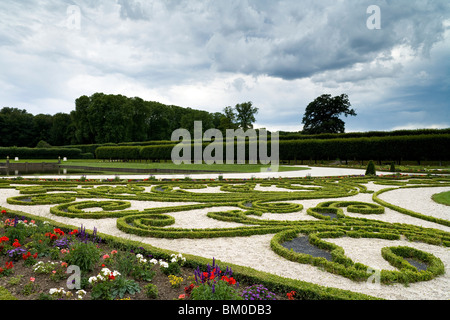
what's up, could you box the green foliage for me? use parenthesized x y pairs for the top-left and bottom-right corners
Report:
(144, 283), (158, 299)
(235, 101), (258, 130)
(110, 277), (141, 299)
(301, 94), (356, 134)
(390, 162), (396, 172)
(0, 286), (18, 300)
(64, 240), (102, 272)
(190, 280), (243, 300)
(365, 160), (376, 176)
(92, 133), (450, 163)
(0, 147), (82, 159)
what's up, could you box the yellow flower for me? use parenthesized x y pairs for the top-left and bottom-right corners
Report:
(168, 275), (184, 288)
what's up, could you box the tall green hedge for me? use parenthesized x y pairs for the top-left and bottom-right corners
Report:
(94, 134), (450, 162)
(0, 147), (83, 159)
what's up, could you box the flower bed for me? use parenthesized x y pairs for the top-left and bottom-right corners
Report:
(0, 212), (301, 300)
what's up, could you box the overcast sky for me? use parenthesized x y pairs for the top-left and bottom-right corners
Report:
(1, 0), (449, 132)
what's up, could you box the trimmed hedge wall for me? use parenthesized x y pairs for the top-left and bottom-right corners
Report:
(95, 134), (450, 162)
(0, 147), (83, 159)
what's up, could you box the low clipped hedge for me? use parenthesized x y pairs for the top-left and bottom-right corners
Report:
(271, 229), (446, 285)
(381, 246), (445, 282)
(373, 185), (450, 227)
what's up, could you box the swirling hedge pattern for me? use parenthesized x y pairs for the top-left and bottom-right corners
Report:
(3, 175), (450, 287)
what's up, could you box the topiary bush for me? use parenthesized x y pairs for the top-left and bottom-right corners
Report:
(365, 160), (376, 176)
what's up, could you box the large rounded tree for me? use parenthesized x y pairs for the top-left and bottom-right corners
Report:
(301, 94), (356, 134)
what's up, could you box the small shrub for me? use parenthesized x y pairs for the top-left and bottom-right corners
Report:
(144, 283), (158, 299)
(64, 240), (101, 272)
(365, 160), (376, 176)
(389, 162), (396, 172)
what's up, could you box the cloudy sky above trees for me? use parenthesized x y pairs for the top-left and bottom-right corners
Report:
(1, 0), (449, 132)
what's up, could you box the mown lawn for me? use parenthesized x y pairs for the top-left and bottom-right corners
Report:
(432, 191), (450, 206)
(4, 159), (309, 173)
(63, 160), (309, 173)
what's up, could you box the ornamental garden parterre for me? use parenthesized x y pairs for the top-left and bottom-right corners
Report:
(0, 174), (449, 300)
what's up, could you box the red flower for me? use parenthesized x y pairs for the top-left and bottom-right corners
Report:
(1, 210), (6, 214)
(287, 291), (296, 300)
(184, 283), (196, 297)
(108, 273), (115, 280)
(69, 229), (78, 235)
(46, 232), (58, 240)
(5, 261), (13, 269)
(22, 252), (32, 260)
(54, 228), (65, 236)
(0, 236), (9, 243)
(12, 239), (21, 248)
(221, 276), (237, 285)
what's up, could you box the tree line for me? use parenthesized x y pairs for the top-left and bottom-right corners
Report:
(0, 93), (258, 147)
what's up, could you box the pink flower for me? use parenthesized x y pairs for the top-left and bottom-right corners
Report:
(30, 277), (35, 282)
(103, 254), (110, 259)
(111, 250), (118, 255)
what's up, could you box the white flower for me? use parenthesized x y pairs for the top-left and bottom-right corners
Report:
(76, 290), (87, 300)
(112, 270), (121, 277)
(88, 276), (97, 284)
(49, 287), (66, 296)
(136, 253), (147, 263)
(150, 258), (158, 265)
(101, 267), (111, 273)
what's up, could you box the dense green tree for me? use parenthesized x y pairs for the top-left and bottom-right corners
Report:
(48, 113), (74, 146)
(1, 93), (235, 147)
(146, 101), (171, 141)
(235, 102), (258, 130)
(0, 107), (36, 147)
(33, 113), (53, 145)
(72, 95), (94, 144)
(301, 94), (356, 134)
(218, 106), (238, 133)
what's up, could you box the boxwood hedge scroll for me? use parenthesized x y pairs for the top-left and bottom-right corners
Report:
(2, 175), (449, 289)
